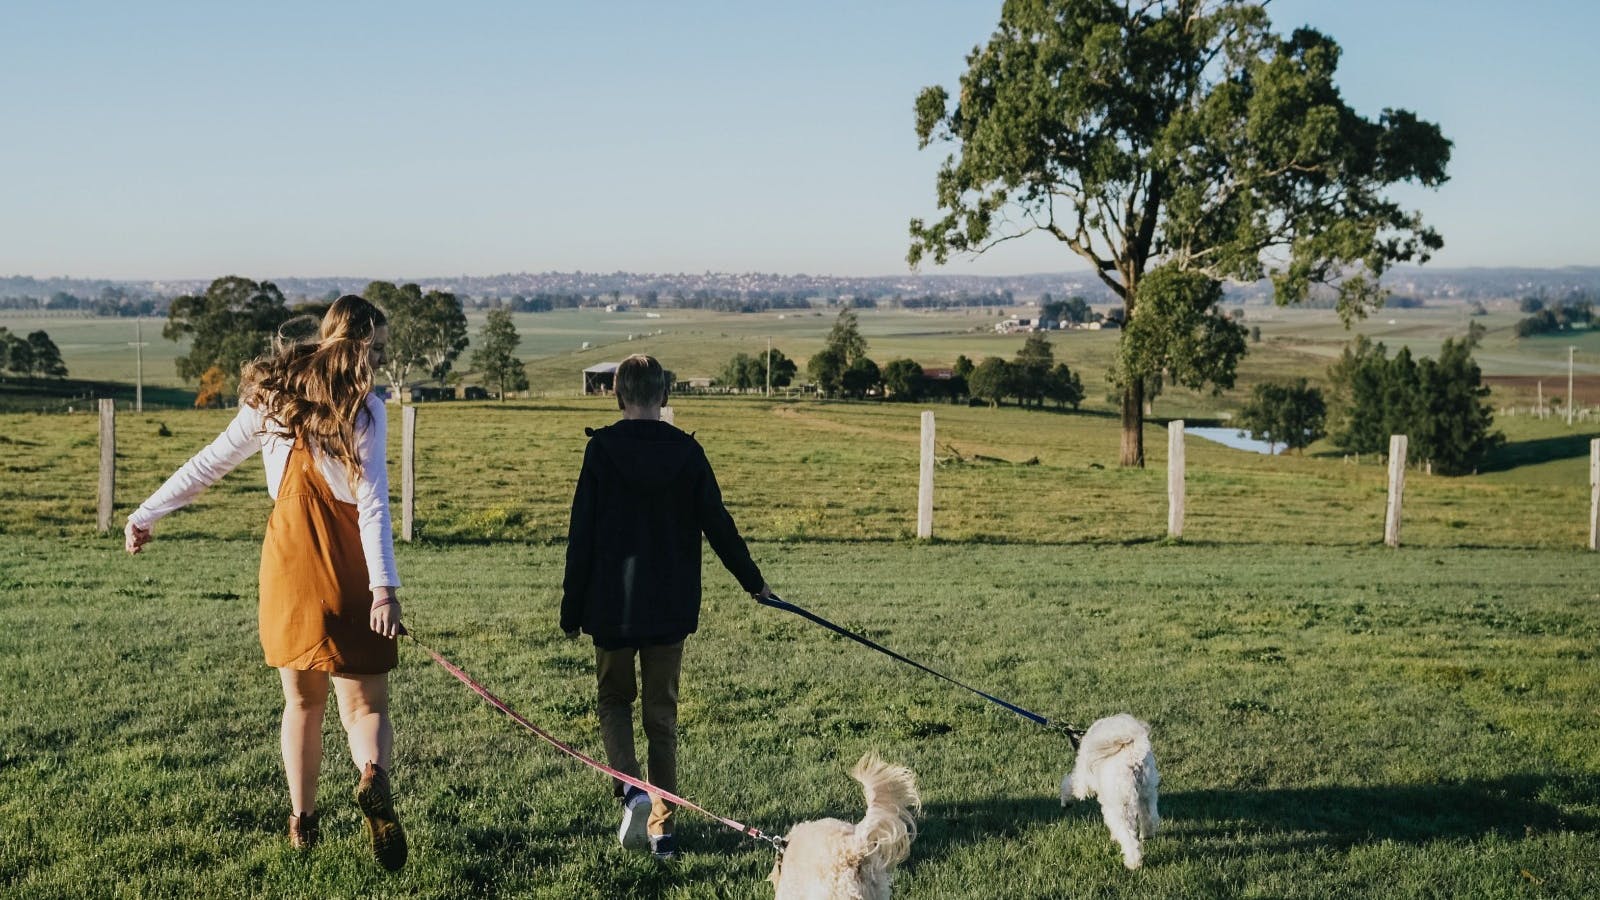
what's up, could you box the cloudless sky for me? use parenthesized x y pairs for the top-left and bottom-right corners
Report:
(2, 1), (1595, 280)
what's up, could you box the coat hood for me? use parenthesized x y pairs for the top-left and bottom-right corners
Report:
(586, 419), (700, 492)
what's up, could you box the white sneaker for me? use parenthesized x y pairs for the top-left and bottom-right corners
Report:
(617, 789), (651, 850)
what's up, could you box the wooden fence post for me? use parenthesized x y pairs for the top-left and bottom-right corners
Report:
(1168, 419), (1185, 538)
(1589, 438), (1599, 551)
(917, 410), (934, 539)
(97, 399), (115, 533)
(1384, 434), (1407, 548)
(401, 405), (417, 542)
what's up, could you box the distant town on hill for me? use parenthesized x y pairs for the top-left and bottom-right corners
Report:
(2, 266), (1598, 314)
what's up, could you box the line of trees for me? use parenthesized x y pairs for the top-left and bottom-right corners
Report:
(165, 276), (479, 402)
(1514, 297), (1593, 337)
(0, 328), (68, 380)
(799, 309), (1085, 409)
(0, 288), (165, 316)
(1039, 294), (1095, 326)
(967, 334), (1084, 410)
(1324, 335), (1500, 474)
(719, 348), (798, 391)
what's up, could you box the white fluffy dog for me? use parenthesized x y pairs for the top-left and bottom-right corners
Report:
(769, 752), (921, 900)
(1060, 714), (1161, 869)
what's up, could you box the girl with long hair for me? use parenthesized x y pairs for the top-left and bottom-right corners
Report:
(125, 294), (408, 870)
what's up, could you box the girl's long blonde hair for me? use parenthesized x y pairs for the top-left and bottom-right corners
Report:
(240, 295), (387, 485)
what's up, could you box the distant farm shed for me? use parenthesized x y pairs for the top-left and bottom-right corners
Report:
(583, 362), (620, 395)
(409, 386), (456, 403)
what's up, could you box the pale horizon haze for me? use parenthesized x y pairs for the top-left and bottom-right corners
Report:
(2, 1), (1596, 281)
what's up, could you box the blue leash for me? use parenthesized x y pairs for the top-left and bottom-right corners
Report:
(757, 594), (1085, 747)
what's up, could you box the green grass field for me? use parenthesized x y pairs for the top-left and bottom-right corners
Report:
(3, 538), (1596, 899)
(2, 391), (1599, 897)
(3, 305), (1599, 897)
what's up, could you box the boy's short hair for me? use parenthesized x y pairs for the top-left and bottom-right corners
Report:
(615, 354), (668, 407)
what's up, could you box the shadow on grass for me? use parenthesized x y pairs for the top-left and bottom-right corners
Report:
(1161, 775), (1599, 856)
(1479, 432), (1600, 473)
(0, 378), (196, 411)
(453, 402), (612, 415)
(840, 774), (1599, 868)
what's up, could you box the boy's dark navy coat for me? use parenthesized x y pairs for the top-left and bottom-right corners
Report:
(561, 419), (764, 648)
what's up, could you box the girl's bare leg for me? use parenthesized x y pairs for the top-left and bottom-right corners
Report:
(278, 668), (330, 814)
(332, 672), (392, 770)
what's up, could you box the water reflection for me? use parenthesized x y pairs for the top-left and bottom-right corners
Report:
(1184, 426), (1279, 455)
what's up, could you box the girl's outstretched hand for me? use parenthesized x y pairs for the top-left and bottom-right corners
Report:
(125, 520), (152, 554)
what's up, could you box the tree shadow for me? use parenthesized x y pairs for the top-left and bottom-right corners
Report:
(1159, 775), (1598, 859)
(1479, 432), (1600, 473)
(887, 774), (1598, 867)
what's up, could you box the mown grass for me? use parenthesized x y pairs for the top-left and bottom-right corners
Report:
(4, 329), (1599, 897)
(4, 395), (1594, 549)
(1, 538), (1596, 898)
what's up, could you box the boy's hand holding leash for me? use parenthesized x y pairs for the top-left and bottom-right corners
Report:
(752, 583), (774, 601)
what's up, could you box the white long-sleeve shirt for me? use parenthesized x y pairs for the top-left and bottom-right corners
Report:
(128, 395), (402, 590)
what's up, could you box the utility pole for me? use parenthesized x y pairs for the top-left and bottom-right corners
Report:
(765, 336), (772, 397)
(1569, 346), (1576, 426)
(129, 317), (148, 412)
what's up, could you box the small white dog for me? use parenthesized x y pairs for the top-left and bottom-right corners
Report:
(1060, 714), (1161, 869)
(769, 752), (921, 900)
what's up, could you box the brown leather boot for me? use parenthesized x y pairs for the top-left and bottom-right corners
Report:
(288, 811), (320, 850)
(355, 762), (407, 871)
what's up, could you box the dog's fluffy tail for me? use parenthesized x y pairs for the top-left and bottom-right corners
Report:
(849, 752), (921, 872)
(1089, 714), (1152, 766)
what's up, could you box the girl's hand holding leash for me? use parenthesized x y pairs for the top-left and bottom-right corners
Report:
(124, 520), (152, 554)
(370, 588), (403, 639)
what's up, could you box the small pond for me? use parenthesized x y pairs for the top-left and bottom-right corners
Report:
(1184, 426), (1279, 455)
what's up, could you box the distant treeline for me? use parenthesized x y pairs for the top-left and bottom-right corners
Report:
(1515, 290), (1596, 337)
(484, 289), (1036, 313)
(1296, 293), (1426, 310)
(0, 288), (167, 316)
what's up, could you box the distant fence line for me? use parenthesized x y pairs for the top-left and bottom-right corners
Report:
(94, 404), (1600, 552)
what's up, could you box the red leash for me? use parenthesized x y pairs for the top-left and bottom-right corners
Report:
(403, 628), (786, 851)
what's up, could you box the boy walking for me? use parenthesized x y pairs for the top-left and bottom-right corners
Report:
(561, 354), (771, 859)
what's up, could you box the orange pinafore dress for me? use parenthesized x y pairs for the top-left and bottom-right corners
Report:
(258, 441), (397, 673)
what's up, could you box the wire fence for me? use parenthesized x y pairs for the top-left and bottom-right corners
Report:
(5, 396), (1599, 551)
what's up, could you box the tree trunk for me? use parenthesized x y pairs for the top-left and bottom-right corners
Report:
(1120, 380), (1145, 467)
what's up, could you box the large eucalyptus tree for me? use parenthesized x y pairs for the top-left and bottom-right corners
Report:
(910, 0), (1450, 465)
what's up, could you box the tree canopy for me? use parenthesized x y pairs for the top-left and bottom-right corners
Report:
(808, 308), (871, 398)
(910, 0), (1449, 466)
(720, 347), (797, 391)
(469, 309), (528, 401)
(1236, 378), (1326, 453)
(882, 358), (926, 400)
(1327, 336), (1500, 475)
(363, 282), (470, 394)
(164, 276), (290, 388)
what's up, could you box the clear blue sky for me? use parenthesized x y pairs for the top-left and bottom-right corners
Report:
(2, 1), (1595, 280)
